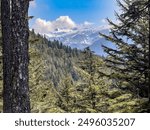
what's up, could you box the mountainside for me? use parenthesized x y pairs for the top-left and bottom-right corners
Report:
(46, 26), (111, 55)
(0, 28), (148, 113)
(0, 27), (83, 112)
(0, 0), (149, 113)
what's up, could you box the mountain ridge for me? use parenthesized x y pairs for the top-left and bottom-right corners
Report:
(43, 26), (111, 55)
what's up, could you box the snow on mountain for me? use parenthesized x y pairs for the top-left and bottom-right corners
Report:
(45, 26), (111, 55)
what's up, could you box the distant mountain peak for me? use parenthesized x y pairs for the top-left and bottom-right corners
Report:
(45, 26), (111, 55)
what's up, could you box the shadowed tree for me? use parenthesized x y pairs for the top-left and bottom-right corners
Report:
(1, 0), (31, 112)
(100, 0), (149, 104)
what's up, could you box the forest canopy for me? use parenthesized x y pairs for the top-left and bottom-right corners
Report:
(0, 0), (149, 113)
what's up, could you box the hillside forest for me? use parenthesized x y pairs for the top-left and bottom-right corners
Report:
(0, 0), (150, 112)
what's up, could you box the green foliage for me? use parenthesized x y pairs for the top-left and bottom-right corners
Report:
(100, 0), (149, 111)
(0, 27), (148, 112)
(55, 47), (146, 113)
(0, 1), (149, 112)
(30, 31), (81, 87)
(55, 77), (76, 112)
(55, 48), (110, 113)
(28, 31), (81, 112)
(0, 27), (82, 112)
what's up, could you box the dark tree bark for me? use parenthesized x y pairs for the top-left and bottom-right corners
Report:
(148, 0), (150, 103)
(1, 0), (30, 113)
(1, 0), (12, 112)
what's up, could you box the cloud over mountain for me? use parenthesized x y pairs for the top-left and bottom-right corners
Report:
(32, 16), (77, 33)
(31, 16), (112, 55)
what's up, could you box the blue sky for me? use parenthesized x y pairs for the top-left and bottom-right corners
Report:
(29, 0), (119, 27)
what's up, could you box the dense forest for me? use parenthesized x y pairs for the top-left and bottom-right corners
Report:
(0, 0), (149, 112)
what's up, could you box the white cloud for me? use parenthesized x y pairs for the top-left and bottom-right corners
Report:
(30, 1), (37, 8)
(32, 16), (77, 34)
(33, 18), (53, 34)
(32, 16), (111, 35)
(54, 16), (76, 29)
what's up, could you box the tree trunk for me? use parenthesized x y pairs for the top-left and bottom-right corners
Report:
(1, 0), (30, 113)
(148, 0), (150, 104)
(1, 0), (12, 112)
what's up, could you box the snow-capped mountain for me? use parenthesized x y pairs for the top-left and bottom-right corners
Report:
(45, 26), (112, 55)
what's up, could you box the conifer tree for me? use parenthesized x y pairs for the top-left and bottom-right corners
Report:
(77, 47), (110, 112)
(100, 0), (149, 100)
(56, 77), (75, 112)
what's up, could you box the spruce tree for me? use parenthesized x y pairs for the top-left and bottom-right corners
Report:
(100, 0), (149, 100)
(56, 77), (75, 112)
(77, 47), (110, 112)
